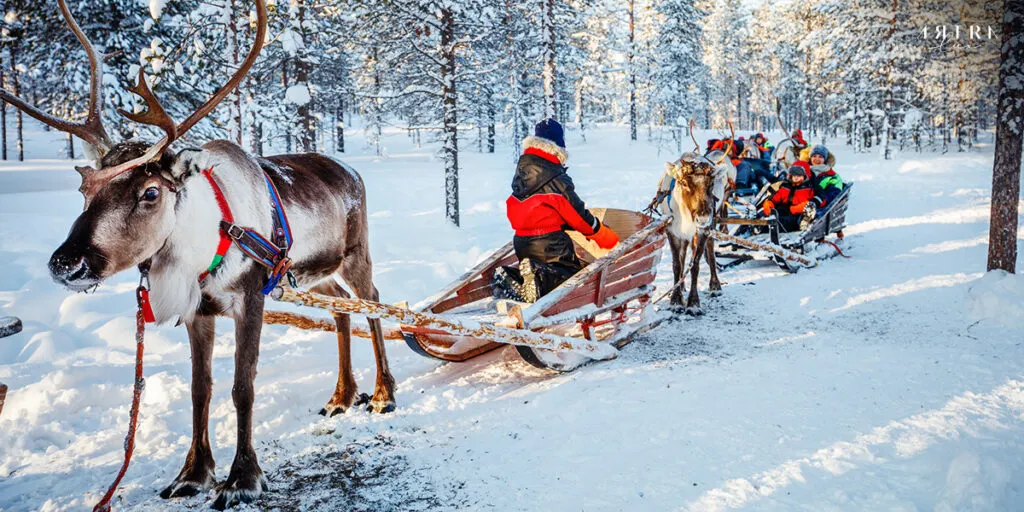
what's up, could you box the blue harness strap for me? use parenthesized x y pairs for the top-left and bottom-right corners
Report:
(210, 171), (294, 295)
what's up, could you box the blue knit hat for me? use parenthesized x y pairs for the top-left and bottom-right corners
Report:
(811, 145), (829, 160)
(535, 118), (565, 148)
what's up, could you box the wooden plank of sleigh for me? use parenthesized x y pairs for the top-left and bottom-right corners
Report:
(401, 215), (669, 367)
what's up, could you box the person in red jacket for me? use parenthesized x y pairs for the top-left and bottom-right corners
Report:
(496, 119), (619, 302)
(761, 161), (821, 232)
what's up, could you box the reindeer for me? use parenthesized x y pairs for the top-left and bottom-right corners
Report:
(0, 1), (395, 508)
(647, 120), (733, 315)
(652, 152), (730, 315)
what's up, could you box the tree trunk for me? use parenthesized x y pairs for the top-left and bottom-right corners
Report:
(575, 81), (585, 142)
(487, 97), (495, 153)
(294, 1), (315, 152)
(987, 0), (1023, 273)
(229, 0), (243, 144)
(628, 0), (637, 141)
(336, 100), (345, 153)
(441, 8), (460, 227)
(1, 65), (6, 161)
(66, 132), (74, 159)
(282, 59), (292, 153)
(542, 0), (556, 119)
(10, 46), (23, 162)
(250, 121), (263, 156)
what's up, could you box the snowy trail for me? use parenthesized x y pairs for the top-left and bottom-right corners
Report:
(1, 121), (1022, 511)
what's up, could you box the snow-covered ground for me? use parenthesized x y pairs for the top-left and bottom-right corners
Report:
(1, 118), (1022, 511)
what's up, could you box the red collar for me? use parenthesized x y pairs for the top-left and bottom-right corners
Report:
(199, 167), (233, 283)
(523, 146), (562, 165)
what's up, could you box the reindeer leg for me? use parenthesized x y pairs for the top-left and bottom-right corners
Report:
(668, 234), (689, 309)
(706, 234), (722, 296)
(160, 313), (216, 498)
(686, 234), (705, 316)
(212, 284), (268, 510)
(343, 253), (396, 414)
(311, 279), (362, 416)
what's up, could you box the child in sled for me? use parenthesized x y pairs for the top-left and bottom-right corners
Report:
(760, 161), (821, 232)
(493, 119), (620, 303)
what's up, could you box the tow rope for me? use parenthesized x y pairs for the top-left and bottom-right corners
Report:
(92, 264), (152, 512)
(821, 239), (851, 258)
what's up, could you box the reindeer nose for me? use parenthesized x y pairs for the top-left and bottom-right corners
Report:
(49, 251), (90, 285)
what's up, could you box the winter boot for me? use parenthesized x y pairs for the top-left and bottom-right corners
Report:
(800, 204), (817, 231)
(491, 266), (525, 302)
(518, 258), (539, 303)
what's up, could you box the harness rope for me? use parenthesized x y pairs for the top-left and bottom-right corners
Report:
(92, 264), (152, 512)
(820, 239), (851, 258)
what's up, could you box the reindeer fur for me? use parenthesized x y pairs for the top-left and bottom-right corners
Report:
(656, 152), (731, 315)
(49, 140), (395, 509)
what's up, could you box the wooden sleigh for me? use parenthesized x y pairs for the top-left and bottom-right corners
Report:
(400, 208), (669, 371)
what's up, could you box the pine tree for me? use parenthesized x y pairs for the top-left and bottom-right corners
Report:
(987, 0), (1023, 273)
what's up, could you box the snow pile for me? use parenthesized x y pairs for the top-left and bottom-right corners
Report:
(285, 84), (311, 106)
(967, 270), (1024, 329)
(149, 0), (167, 20)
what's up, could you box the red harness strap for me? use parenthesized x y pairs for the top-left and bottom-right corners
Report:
(199, 168), (234, 282)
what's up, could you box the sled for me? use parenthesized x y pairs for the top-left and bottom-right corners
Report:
(716, 183), (853, 273)
(399, 208), (669, 371)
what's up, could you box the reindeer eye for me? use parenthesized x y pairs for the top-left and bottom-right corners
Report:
(141, 187), (160, 202)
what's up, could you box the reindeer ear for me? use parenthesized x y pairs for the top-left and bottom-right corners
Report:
(169, 148), (209, 184)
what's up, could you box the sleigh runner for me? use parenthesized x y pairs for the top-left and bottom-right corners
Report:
(400, 208), (669, 371)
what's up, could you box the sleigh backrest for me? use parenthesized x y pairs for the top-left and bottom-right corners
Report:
(523, 213), (668, 324)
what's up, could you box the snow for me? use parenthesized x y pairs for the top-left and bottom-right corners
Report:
(0, 118), (1022, 511)
(284, 84), (311, 106)
(149, 0), (167, 21)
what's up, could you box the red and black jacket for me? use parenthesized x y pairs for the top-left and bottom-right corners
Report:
(765, 181), (818, 215)
(506, 137), (600, 238)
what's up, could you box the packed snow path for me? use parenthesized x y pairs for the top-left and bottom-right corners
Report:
(0, 122), (1022, 511)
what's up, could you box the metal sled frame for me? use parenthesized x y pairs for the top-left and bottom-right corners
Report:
(717, 183), (853, 273)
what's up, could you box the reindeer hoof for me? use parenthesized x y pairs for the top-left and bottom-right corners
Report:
(708, 288), (723, 297)
(160, 478), (213, 499)
(160, 469), (216, 499)
(367, 400), (396, 414)
(684, 306), (704, 316)
(319, 405), (345, 417)
(211, 471), (268, 510)
(319, 392), (366, 417)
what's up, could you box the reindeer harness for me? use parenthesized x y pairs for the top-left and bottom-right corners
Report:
(199, 166), (295, 295)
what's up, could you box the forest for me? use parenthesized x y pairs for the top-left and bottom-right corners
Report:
(0, 0), (1003, 225)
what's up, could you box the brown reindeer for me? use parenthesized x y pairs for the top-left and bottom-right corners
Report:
(1, 1), (395, 508)
(648, 122), (733, 315)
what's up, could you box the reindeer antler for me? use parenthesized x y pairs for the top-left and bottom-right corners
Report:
(118, 69), (177, 143)
(0, 0), (111, 156)
(688, 118), (700, 153)
(77, 0), (268, 205)
(713, 120), (737, 166)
